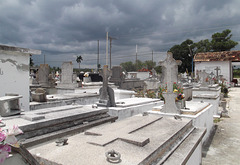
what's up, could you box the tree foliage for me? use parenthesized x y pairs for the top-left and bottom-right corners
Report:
(169, 39), (193, 73)
(120, 60), (157, 72)
(76, 55), (83, 72)
(211, 29), (238, 51)
(169, 29), (238, 73)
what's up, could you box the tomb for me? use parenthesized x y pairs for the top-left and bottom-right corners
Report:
(0, 95), (22, 117)
(0, 44), (41, 111)
(57, 62), (78, 89)
(149, 52), (215, 144)
(29, 114), (206, 165)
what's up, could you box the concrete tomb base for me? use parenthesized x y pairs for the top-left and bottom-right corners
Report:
(29, 114), (206, 165)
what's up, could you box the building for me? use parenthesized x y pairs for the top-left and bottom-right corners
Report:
(194, 50), (240, 83)
(0, 45), (41, 111)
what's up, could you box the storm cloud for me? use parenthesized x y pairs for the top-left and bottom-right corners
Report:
(0, 0), (240, 68)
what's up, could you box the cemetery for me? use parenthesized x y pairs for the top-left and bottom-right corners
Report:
(0, 44), (238, 164)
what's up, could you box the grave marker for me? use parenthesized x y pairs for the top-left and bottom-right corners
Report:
(98, 65), (116, 107)
(159, 52), (182, 114)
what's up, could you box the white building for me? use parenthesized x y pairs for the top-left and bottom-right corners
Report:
(0, 45), (41, 111)
(194, 51), (240, 83)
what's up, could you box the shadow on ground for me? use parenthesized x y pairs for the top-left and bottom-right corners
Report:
(202, 125), (218, 157)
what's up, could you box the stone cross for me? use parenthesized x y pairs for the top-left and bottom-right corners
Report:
(98, 65), (116, 107)
(159, 52), (182, 93)
(159, 52), (182, 114)
(214, 67), (220, 81)
(99, 65), (112, 101)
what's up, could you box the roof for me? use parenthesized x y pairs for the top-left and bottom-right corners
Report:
(194, 50), (240, 62)
(0, 44), (41, 55)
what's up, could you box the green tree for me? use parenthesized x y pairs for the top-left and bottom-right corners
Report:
(211, 29), (238, 51)
(135, 60), (144, 71)
(194, 39), (211, 53)
(120, 61), (135, 72)
(76, 55), (83, 73)
(169, 39), (193, 73)
(154, 65), (162, 74)
(144, 60), (156, 70)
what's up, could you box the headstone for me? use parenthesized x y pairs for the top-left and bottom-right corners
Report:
(209, 72), (215, 85)
(159, 52), (182, 114)
(199, 70), (209, 87)
(109, 66), (124, 84)
(57, 62), (77, 88)
(37, 64), (50, 87)
(98, 65), (116, 107)
(61, 62), (73, 84)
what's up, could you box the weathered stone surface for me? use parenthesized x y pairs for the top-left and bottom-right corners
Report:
(0, 95), (22, 117)
(29, 115), (205, 165)
(159, 52), (182, 114)
(98, 65), (116, 107)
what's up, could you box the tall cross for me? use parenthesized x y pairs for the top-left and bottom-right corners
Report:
(159, 52), (182, 93)
(159, 52), (182, 114)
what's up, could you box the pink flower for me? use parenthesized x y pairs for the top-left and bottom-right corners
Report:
(0, 132), (6, 142)
(0, 144), (11, 153)
(7, 125), (23, 136)
(0, 151), (9, 164)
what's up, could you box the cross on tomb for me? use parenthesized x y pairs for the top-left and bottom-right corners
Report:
(99, 65), (112, 101)
(159, 52), (182, 114)
(214, 66), (220, 81)
(159, 52), (182, 93)
(85, 115), (162, 147)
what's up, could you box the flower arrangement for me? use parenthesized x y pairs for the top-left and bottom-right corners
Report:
(158, 82), (185, 101)
(0, 124), (23, 164)
(145, 90), (156, 98)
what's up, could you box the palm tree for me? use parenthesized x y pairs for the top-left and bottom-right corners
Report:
(76, 55), (83, 73)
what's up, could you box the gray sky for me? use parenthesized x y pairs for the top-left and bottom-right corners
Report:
(1, 0), (240, 69)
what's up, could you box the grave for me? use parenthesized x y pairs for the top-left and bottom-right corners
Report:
(192, 71), (221, 116)
(159, 52), (182, 114)
(97, 65), (116, 107)
(36, 64), (50, 87)
(29, 114), (206, 165)
(144, 68), (161, 90)
(149, 52), (215, 144)
(0, 44), (41, 111)
(0, 95), (22, 117)
(2, 104), (117, 148)
(109, 66), (124, 86)
(57, 62), (78, 89)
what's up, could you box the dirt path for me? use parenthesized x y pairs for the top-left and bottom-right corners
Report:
(202, 87), (240, 165)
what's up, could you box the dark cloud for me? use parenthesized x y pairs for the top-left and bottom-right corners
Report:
(0, 0), (240, 68)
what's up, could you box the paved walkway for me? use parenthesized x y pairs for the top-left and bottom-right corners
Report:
(202, 87), (240, 165)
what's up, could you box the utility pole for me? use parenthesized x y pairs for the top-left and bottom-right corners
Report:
(109, 36), (117, 69)
(106, 32), (108, 66)
(152, 50), (153, 63)
(97, 40), (99, 71)
(136, 45), (138, 70)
